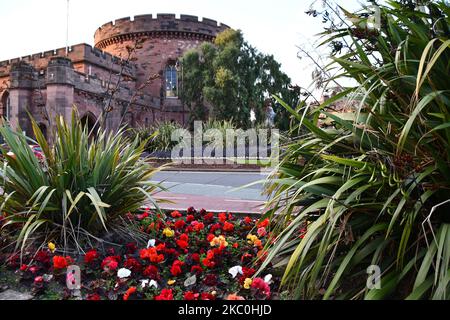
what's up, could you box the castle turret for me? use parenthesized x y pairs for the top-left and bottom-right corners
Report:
(94, 14), (230, 124)
(8, 61), (35, 135)
(45, 57), (75, 130)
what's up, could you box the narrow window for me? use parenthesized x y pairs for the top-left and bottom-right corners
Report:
(1, 92), (10, 120)
(165, 64), (178, 98)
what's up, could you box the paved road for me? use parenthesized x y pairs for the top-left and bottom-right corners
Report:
(151, 171), (270, 213)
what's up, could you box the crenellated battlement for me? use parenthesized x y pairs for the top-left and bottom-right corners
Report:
(94, 13), (230, 49)
(0, 43), (135, 78)
(1, 12), (225, 133)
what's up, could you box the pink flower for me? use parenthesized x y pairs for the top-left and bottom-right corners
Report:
(34, 276), (44, 284)
(29, 266), (39, 274)
(137, 212), (149, 220)
(257, 227), (267, 237)
(191, 221), (205, 232)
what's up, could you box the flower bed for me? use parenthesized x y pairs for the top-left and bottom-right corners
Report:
(0, 207), (277, 300)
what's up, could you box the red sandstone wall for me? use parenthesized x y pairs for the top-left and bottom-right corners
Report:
(94, 14), (229, 126)
(0, 44), (136, 87)
(0, 14), (230, 131)
(101, 37), (204, 97)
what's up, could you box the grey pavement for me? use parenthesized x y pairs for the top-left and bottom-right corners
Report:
(152, 171), (269, 201)
(0, 289), (34, 300)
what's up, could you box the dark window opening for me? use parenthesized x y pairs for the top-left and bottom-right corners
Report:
(80, 113), (98, 134)
(1, 91), (10, 120)
(165, 63), (178, 98)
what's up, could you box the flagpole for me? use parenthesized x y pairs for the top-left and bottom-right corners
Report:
(66, 0), (70, 56)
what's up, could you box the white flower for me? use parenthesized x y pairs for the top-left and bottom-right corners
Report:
(117, 268), (132, 279)
(140, 279), (158, 289)
(141, 279), (149, 288)
(264, 274), (273, 284)
(184, 274), (197, 287)
(147, 239), (156, 248)
(228, 266), (243, 278)
(42, 274), (53, 282)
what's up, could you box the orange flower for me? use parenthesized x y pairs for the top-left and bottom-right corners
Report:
(210, 235), (228, 247)
(140, 248), (164, 263)
(140, 248), (156, 260)
(123, 287), (137, 301)
(226, 294), (245, 300)
(151, 253), (165, 263)
(257, 250), (268, 261)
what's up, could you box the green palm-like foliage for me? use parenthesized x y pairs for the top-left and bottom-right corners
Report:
(130, 121), (184, 152)
(0, 109), (161, 252)
(261, 1), (450, 299)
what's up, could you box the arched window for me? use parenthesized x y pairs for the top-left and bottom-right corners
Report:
(1, 91), (10, 120)
(165, 63), (178, 98)
(80, 113), (98, 133)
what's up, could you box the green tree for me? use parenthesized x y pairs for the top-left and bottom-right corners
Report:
(180, 29), (298, 129)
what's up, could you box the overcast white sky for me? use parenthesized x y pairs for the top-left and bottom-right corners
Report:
(0, 0), (361, 88)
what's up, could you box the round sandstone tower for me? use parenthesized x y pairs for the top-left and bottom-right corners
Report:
(94, 14), (230, 104)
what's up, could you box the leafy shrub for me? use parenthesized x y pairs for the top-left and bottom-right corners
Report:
(130, 121), (184, 153)
(0, 110), (160, 252)
(261, 1), (450, 300)
(200, 119), (237, 146)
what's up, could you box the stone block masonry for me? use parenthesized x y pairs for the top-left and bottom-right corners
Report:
(0, 14), (230, 139)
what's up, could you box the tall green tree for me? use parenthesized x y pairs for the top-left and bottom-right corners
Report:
(180, 29), (298, 129)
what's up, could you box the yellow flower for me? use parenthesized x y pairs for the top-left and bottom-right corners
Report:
(167, 279), (176, 286)
(162, 228), (175, 238)
(246, 234), (259, 245)
(48, 242), (56, 253)
(243, 278), (253, 289)
(210, 235), (228, 247)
